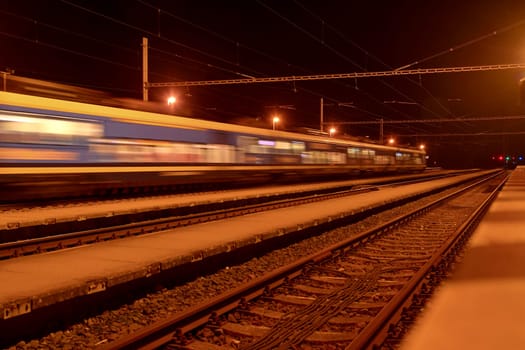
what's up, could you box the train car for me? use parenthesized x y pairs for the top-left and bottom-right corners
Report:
(0, 90), (426, 201)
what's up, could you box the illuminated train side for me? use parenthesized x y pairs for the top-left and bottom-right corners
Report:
(0, 91), (426, 200)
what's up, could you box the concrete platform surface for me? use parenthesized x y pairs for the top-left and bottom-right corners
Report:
(0, 171), (463, 230)
(0, 170), (493, 319)
(401, 166), (525, 350)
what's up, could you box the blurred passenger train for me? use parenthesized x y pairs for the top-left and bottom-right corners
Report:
(0, 89), (426, 201)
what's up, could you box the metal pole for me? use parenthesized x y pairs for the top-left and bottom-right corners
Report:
(380, 118), (384, 143)
(142, 37), (149, 101)
(320, 97), (324, 132)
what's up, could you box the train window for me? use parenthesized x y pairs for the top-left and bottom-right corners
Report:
(291, 141), (305, 153)
(332, 152), (346, 164)
(308, 142), (332, 151)
(237, 136), (304, 156)
(347, 147), (375, 159)
(301, 151), (346, 164)
(375, 155), (394, 165)
(395, 152), (409, 160)
(347, 147), (360, 159)
(258, 139), (275, 146)
(0, 112), (103, 145)
(203, 144), (235, 163)
(275, 140), (291, 151)
(359, 148), (375, 159)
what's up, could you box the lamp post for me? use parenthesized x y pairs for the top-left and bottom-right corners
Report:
(272, 116), (280, 130)
(167, 96), (177, 114)
(329, 127), (336, 137)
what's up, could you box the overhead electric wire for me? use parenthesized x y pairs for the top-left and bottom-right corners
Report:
(6, 1), (517, 137)
(396, 18), (525, 70)
(0, 30), (139, 72)
(292, 0), (452, 117)
(0, 8), (259, 116)
(59, 0), (256, 80)
(135, 0), (388, 122)
(136, 0), (304, 71)
(134, 0), (409, 123)
(0, 9), (138, 55)
(1, 0), (268, 117)
(389, 16), (525, 135)
(1, 0), (390, 125)
(255, 0), (440, 125)
(331, 114), (525, 124)
(58, 0), (321, 120)
(148, 46), (259, 80)
(398, 131), (525, 137)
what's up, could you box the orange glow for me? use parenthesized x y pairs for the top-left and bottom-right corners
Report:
(0, 147), (77, 160)
(167, 96), (176, 105)
(272, 116), (280, 130)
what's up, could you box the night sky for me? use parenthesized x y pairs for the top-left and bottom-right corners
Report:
(2, 0), (525, 168)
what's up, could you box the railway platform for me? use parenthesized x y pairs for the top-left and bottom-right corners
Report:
(401, 166), (525, 350)
(0, 169), (498, 345)
(0, 173), (442, 230)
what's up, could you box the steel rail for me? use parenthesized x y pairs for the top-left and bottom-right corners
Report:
(0, 172), (466, 259)
(100, 171), (504, 350)
(347, 173), (508, 349)
(0, 185), (378, 260)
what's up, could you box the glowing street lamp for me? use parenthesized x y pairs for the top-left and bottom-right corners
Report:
(388, 138), (395, 145)
(329, 127), (336, 137)
(272, 116), (280, 130)
(419, 144), (426, 150)
(167, 96), (177, 106)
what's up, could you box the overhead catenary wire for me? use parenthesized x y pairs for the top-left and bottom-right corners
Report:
(0, 11), (264, 118)
(54, 0), (338, 122)
(148, 63), (525, 87)
(136, 0), (394, 121)
(59, 0), (257, 80)
(0, 30), (139, 73)
(0, 3), (299, 122)
(2, 1), (523, 140)
(0, 8), (138, 55)
(291, 0), (452, 117)
(1, 1), (276, 118)
(330, 114), (525, 125)
(255, 0), (443, 121)
(0, 0), (415, 124)
(395, 18), (525, 70)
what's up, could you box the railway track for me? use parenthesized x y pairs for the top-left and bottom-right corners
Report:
(98, 171), (507, 349)
(0, 172), (467, 260)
